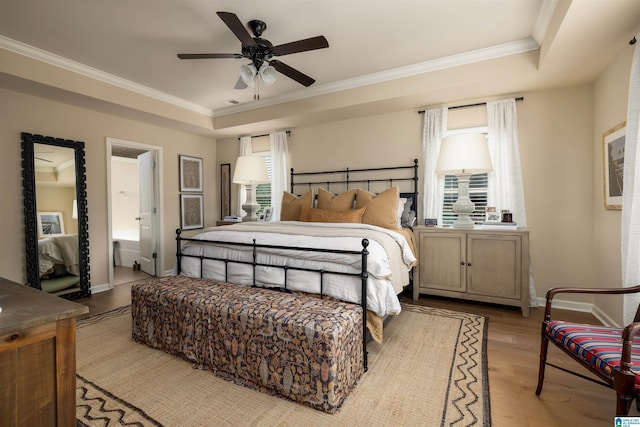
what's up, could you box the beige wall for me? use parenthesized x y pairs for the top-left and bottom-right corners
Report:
(591, 44), (634, 324)
(110, 157), (140, 232)
(0, 88), (216, 288)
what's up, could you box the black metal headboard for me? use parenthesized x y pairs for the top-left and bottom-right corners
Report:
(290, 158), (419, 213)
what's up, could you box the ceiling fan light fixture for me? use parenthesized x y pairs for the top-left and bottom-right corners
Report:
(239, 64), (258, 87)
(259, 64), (277, 86)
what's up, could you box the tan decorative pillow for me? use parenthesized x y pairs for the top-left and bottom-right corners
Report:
(300, 206), (366, 223)
(355, 187), (400, 229)
(317, 188), (357, 212)
(280, 190), (313, 221)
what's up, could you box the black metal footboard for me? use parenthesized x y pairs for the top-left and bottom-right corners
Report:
(175, 228), (370, 371)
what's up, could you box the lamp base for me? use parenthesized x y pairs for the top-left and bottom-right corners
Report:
(241, 185), (260, 222)
(452, 214), (475, 229)
(452, 173), (476, 229)
(242, 202), (260, 222)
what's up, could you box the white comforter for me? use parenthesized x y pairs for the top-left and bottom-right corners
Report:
(178, 221), (417, 317)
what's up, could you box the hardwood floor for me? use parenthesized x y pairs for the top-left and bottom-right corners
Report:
(75, 281), (631, 426)
(74, 266), (148, 319)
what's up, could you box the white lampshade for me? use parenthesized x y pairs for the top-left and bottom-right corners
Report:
(240, 64), (258, 88)
(72, 199), (78, 219)
(233, 156), (269, 185)
(436, 133), (493, 175)
(259, 64), (276, 86)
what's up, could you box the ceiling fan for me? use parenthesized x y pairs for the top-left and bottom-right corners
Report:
(177, 11), (329, 89)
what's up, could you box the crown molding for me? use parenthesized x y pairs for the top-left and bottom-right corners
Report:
(213, 38), (539, 117)
(0, 34), (538, 120)
(532, 0), (558, 45)
(0, 35), (213, 117)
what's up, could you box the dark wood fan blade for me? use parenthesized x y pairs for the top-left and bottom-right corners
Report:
(270, 60), (315, 87)
(216, 11), (257, 47)
(272, 36), (329, 56)
(177, 53), (242, 59)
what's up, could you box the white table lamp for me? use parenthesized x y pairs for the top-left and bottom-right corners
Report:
(436, 133), (493, 228)
(233, 156), (269, 222)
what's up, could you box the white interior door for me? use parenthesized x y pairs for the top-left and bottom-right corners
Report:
(138, 151), (156, 275)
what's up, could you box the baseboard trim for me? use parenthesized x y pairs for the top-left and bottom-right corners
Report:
(91, 282), (111, 294)
(535, 296), (619, 328)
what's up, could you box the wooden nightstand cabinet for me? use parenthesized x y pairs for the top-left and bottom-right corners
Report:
(413, 226), (530, 317)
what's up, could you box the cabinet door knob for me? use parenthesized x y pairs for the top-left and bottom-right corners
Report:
(467, 262), (472, 267)
(460, 261), (465, 266)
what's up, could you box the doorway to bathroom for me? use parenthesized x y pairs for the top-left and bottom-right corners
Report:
(106, 138), (163, 287)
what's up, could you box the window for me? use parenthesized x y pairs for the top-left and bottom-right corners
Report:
(441, 128), (489, 227)
(254, 152), (272, 215)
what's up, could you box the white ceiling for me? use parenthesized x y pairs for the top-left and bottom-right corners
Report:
(1, 0), (640, 133)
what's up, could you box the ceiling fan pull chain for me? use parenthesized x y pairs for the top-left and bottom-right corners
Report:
(254, 77), (258, 100)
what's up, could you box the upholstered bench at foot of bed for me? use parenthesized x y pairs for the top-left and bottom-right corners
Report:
(131, 276), (364, 414)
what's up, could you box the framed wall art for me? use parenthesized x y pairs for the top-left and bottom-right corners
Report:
(603, 122), (626, 210)
(179, 155), (203, 192)
(220, 163), (231, 218)
(180, 194), (203, 230)
(37, 211), (65, 237)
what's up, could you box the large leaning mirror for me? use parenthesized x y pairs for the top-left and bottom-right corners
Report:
(21, 132), (91, 299)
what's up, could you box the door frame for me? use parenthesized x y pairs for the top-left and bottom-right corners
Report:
(106, 137), (164, 287)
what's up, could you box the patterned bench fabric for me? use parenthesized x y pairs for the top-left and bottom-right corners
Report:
(131, 276), (364, 413)
(546, 321), (640, 387)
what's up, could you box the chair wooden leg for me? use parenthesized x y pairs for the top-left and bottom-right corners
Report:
(616, 393), (633, 416)
(615, 370), (636, 416)
(535, 333), (549, 396)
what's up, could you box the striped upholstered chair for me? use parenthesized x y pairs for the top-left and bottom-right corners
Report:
(535, 284), (640, 416)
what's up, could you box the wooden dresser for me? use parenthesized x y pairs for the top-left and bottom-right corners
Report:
(0, 277), (89, 426)
(413, 226), (530, 317)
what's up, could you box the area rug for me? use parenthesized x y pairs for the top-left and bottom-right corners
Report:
(75, 303), (490, 426)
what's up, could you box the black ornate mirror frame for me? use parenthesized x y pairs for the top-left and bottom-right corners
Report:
(21, 132), (91, 299)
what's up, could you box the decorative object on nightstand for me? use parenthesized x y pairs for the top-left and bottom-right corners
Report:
(436, 133), (493, 228)
(233, 156), (269, 222)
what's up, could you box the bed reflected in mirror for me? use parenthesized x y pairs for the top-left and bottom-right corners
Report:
(21, 132), (91, 299)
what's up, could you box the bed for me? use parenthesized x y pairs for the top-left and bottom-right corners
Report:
(37, 233), (80, 293)
(178, 221), (415, 317)
(176, 160), (419, 342)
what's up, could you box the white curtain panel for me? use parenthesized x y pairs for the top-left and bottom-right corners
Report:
(486, 99), (537, 305)
(237, 137), (252, 217)
(622, 34), (640, 324)
(269, 131), (289, 221)
(422, 107), (448, 225)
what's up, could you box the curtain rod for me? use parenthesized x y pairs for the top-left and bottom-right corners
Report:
(418, 97), (524, 114)
(238, 130), (291, 140)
